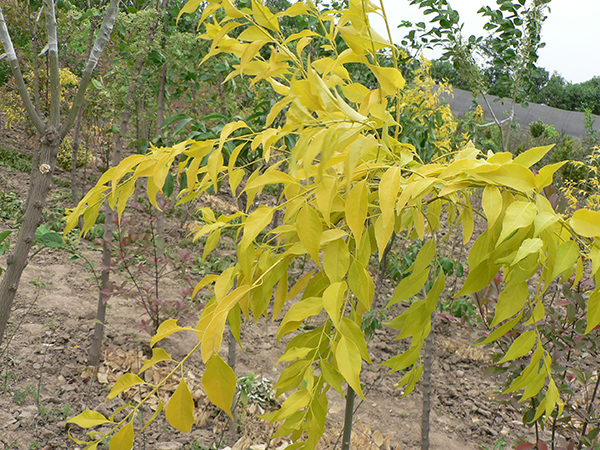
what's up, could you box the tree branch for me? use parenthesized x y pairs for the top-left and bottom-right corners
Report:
(43, 0), (61, 127)
(60, 0), (120, 139)
(0, 6), (45, 133)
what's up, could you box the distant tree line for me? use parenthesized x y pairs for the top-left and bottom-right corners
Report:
(431, 58), (600, 115)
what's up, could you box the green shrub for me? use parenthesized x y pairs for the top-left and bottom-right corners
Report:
(57, 137), (92, 170)
(529, 120), (545, 138)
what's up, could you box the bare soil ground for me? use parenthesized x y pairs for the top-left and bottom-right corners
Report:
(0, 128), (545, 450)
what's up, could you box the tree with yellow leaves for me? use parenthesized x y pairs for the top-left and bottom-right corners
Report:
(64, 1), (600, 449)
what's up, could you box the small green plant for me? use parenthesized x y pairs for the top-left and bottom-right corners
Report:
(29, 440), (41, 450)
(12, 385), (35, 406)
(236, 373), (277, 409)
(0, 191), (24, 222)
(479, 437), (507, 450)
(0, 148), (32, 172)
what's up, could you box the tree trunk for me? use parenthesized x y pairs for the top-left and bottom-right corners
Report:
(0, 130), (60, 346)
(87, 205), (113, 366)
(420, 315), (435, 450)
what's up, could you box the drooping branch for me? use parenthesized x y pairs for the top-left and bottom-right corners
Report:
(0, 6), (45, 133)
(60, 0), (120, 139)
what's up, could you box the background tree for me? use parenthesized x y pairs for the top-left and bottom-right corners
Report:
(0, 0), (120, 349)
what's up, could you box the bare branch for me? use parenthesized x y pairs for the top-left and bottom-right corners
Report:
(0, 5), (45, 133)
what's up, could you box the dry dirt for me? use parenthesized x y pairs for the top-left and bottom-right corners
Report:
(0, 129), (546, 450)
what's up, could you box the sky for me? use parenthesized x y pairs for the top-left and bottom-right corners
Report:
(368, 0), (600, 84)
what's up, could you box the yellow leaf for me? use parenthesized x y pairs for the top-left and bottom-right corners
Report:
(252, 0), (280, 32)
(550, 240), (579, 281)
(237, 26), (271, 42)
(297, 205), (322, 265)
(491, 282), (530, 327)
(533, 211), (559, 236)
(335, 336), (364, 398)
(345, 180), (368, 247)
(66, 410), (111, 429)
(512, 145), (554, 168)
(512, 238), (543, 266)
(140, 348), (173, 373)
(202, 354), (236, 419)
(347, 259), (374, 309)
(177, 0), (202, 22)
(109, 421), (134, 450)
(166, 377), (195, 432)
(151, 319), (190, 347)
(379, 167), (402, 229)
(462, 204), (474, 244)
(108, 373), (146, 400)
(277, 347), (314, 364)
(536, 161), (566, 191)
(315, 175), (337, 226)
(322, 281), (347, 327)
(339, 317), (372, 363)
(270, 389), (311, 421)
(498, 201), (537, 244)
(278, 296), (323, 339)
(323, 239), (350, 282)
(239, 206), (274, 252)
(482, 185), (503, 228)
(570, 208), (600, 237)
(367, 65), (405, 96)
(477, 312), (523, 345)
(585, 288), (600, 333)
(498, 331), (536, 363)
(469, 164), (536, 192)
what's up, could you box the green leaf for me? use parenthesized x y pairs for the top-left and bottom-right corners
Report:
(108, 373), (146, 399)
(202, 354), (236, 419)
(570, 209), (600, 238)
(478, 312), (523, 345)
(335, 336), (364, 398)
(139, 348), (173, 373)
(498, 330), (536, 363)
(66, 410), (112, 429)
(109, 421), (134, 450)
(39, 231), (63, 248)
(166, 377), (195, 432)
(0, 230), (12, 244)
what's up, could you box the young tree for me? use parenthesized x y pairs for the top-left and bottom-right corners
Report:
(0, 0), (120, 349)
(65, 0), (600, 448)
